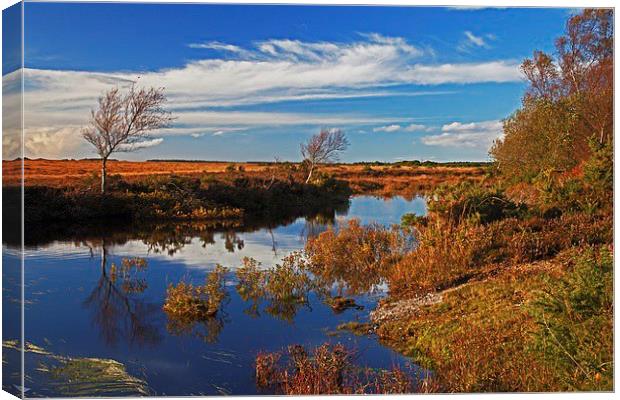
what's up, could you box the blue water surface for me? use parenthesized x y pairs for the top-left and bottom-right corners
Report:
(4, 196), (427, 396)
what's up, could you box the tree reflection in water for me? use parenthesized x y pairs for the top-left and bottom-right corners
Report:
(83, 241), (161, 347)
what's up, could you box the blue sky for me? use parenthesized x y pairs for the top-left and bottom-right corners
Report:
(4, 3), (576, 162)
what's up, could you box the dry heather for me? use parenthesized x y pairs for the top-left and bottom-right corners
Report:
(4, 159), (485, 197)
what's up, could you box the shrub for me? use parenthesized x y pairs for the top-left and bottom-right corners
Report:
(528, 246), (613, 390)
(390, 212), (612, 296)
(110, 257), (148, 294)
(264, 253), (311, 303)
(236, 257), (267, 307)
(427, 181), (524, 225)
(531, 140), (612, 217)
(491, 97), (580, 183)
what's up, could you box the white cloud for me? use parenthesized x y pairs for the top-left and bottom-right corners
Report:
(4, 33), (521, 159)
(19, 34), (519, 114)
(373, 124), (402, 132)
(374, 123), (435, 133)
(3, 70), (22, 160)
(404, 123), (434, 132)
(464, 31), (487, 47)
(123, 138), (164, 150)
(458, 31), (496, 53)
(401, 61), (516, 84)
(421, 120), (503, 148)
(188, 41), (245, 53)
(23, 126), (89, 159)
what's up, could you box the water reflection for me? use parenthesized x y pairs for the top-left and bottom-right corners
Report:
(234, 254), (314, 324)
(83, 243), (161, 347)
(6, 196), (427, 396)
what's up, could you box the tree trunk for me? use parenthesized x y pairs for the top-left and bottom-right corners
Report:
(101, 158), (107, 194)
(305, 164), (314, 184)
(100, 243), (107, 276)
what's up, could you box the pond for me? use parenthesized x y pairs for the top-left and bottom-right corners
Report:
(3, 195), (427, 397)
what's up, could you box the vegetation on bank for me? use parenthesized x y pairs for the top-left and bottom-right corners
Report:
(7, 171), (351, 224)
(301, 9), (613, 392)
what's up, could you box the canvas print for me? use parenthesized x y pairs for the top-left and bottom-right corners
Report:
(1, 2), (614, 397)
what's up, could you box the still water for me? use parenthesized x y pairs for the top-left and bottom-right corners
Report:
(3, 196), (426, 397)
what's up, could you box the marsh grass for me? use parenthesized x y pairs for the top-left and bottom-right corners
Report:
(255, 343), (413, 395)
(163, 265), (229, 324)
(376, 261), (565, 392)
(389, 211), (612, 296)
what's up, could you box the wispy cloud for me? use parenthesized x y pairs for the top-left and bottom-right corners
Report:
(119, 137), (164, 150)
(374, 123), (434, 133)
(373, 124), (402, 132)
(5, 32), (520, 159)
(464, 31), (487, 47)
(458, 31), (496, 52)
(404, 123), (434, 132)
(188, 41), (245, 53)
(421, 120), (503, 148)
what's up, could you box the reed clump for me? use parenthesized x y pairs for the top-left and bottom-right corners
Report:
(255, 343), (413, 395)
(163, 265), (228, 322)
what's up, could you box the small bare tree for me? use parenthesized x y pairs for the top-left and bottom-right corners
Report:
(82, 84), (174, 193)
(300, 128), (349, 183)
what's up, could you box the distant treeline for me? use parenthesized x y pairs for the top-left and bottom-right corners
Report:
(143, 159), (492, 167)
(350, 160), (492, 167)
(13, 158), (490, 168)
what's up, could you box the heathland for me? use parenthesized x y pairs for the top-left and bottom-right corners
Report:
(3, 8), (613, 395)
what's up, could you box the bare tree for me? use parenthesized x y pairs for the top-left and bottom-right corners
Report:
(82, 84), (174, 193)
(300, 128), (349, 183)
